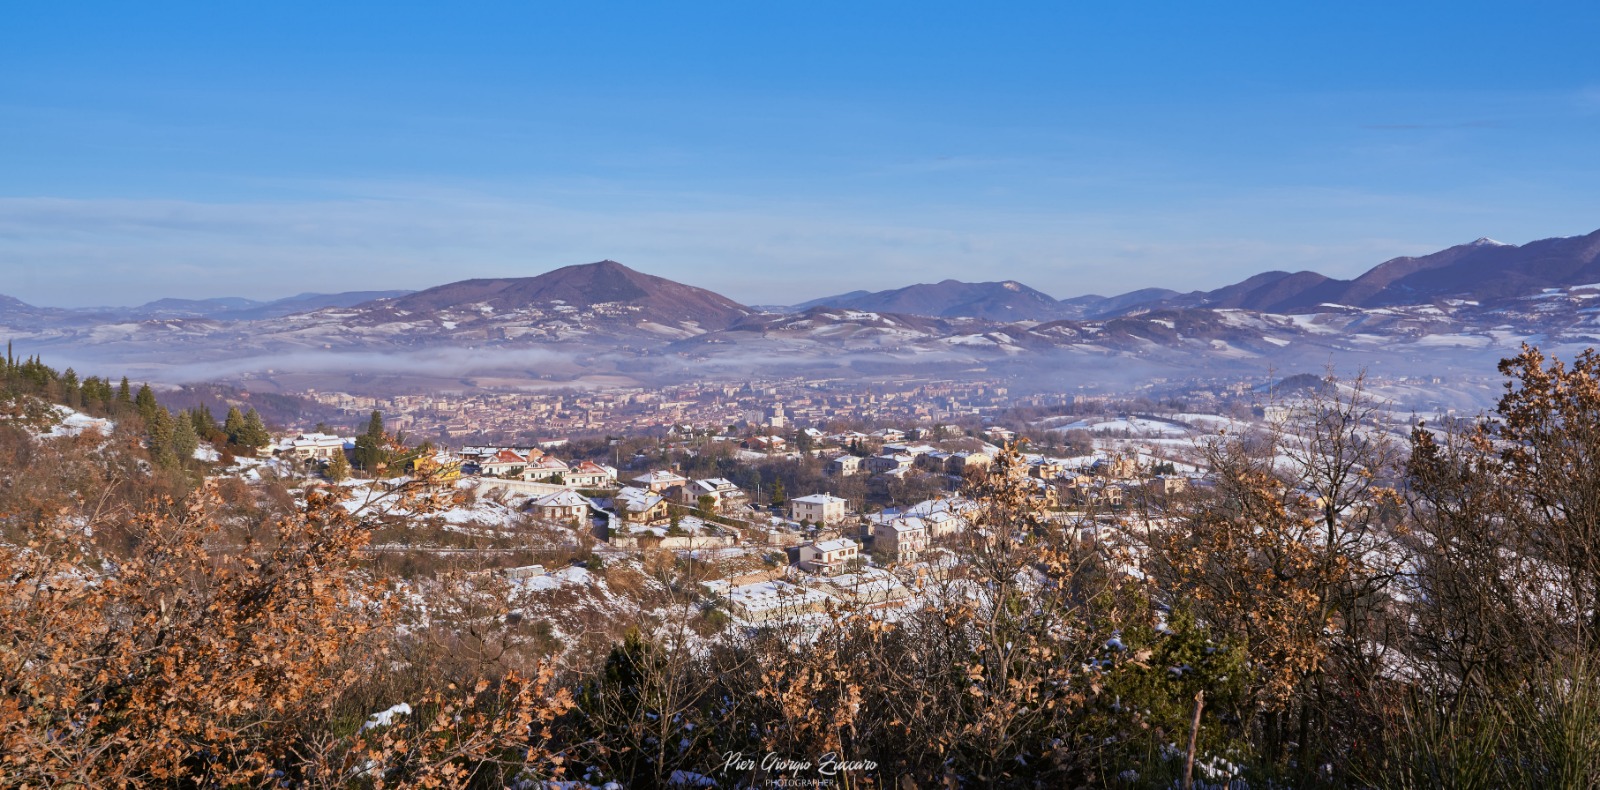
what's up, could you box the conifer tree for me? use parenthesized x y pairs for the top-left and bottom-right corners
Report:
(117, 376), (132, 405)
(171, 412), (200, 462)
(223, 406), (246, 446)
(61, 368), (80, 409)
(191, 403), (219, 441)
(354, 410), (387, 471)
(134, 384), (160, 424)
(240, 408), (270, 449)
(325, 450), (351, 482)
(146, 408), (176, 468)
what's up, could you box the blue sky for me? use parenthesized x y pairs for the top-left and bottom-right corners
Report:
(3, 1), (1598, 307)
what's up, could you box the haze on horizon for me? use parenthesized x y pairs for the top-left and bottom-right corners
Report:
(3, 1), (1599, 308)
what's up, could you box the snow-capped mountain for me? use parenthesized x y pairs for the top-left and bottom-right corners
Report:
(5, 228), (1600, 389)
(788, 279), (1072, 321)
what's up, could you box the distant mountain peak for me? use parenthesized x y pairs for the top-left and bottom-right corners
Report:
(789, 279), (1067, 320)
(1091, 226), (1600, 315)
(386, 260), (750, 330)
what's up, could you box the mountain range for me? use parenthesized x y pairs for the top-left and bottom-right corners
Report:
(792, 279), (1073, 320)
(4, 228), (1600, 391)
(769, 228), (1600, 319)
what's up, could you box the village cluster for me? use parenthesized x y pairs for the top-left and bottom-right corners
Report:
(267, 418), (1198, 625)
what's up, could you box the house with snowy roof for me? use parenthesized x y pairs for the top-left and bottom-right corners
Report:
(522, 455), (569, 482)
(681, 478), (748, 512)
(529, 489), (593, 523)
(565, 460), (617, 489)
(863, 453), (915, 475)
(277, 433), (351, 462)
(608, 486), (669, 524)
(799, 537), (861, 574)
(873, 516), (929, 562)
(790, 493), (849, 526)
(631, 469), (688, 493)
(479, 449), (528, 477)
(827, 455), (861, 477)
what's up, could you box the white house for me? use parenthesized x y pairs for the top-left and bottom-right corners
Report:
(799, 537), (861, 574)
(632, 470), (688, 493)
(864, 453), (915, 475)
(529, 489), (591, 522)
(610, 486), (669, 523)
(479, 449), (528, 478)
(566, 460), (617, 489)
(873, 516), (929, 562)
(828, 455), (861, 477)
(790, 493), (849, 526)
(278, 433), (350, 462)
(522, 455), (569, 482)
(683, 478), (747, 512)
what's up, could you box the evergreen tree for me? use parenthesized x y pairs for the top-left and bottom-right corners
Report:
(325, 450), (351, 482)
(171, 412), (200, 462)
(61, 368), (80, 409)
(82, 377), (111, 413)
(146, 408), (176, 468)
(240, 408), (270, 449)
(223, 406), (246, 446)
(116, 377), (132, 405)
(191, 404), (220, 441)
(134, 384), (160, 424)
(770, 479), (787, 507)
(354, 410), (387, 472)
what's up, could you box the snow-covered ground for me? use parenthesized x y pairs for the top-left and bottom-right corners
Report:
(1039, 415), (1193, 437)
(41, 406), (114, 438)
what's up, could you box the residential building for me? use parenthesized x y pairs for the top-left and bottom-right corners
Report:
(827, 455), (861, 477)
(611, 486), (669, 523)
(799, 537), (861, 574)
(277, 433), (350, 462)
(522, 455), (569, 482)
(631, 470), (688, 493)
(790, 493), (848, 525)
(681, 478), (747, 512)
(864, 453), (914, 475)
(947, 452), (993, 476)
(529, 489), (591, 522)
(873, 516), (929, 562)
(480, 449), (528, 478)
(566, 460), (617, 489)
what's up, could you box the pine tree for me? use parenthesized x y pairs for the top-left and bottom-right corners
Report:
(117, 377), (132, 405)
(354, 410), (387, 472)
(770, 479), (787, 507)
(240, 408), (270, 449)
(191, 404), (220, 441)
(223, 406), (246, 446)
(171, 412), (200, 462)
(325, 450), (351, 482)
(146, 408), (177, 468)
(134, 384), (160, 424)
(61, 368), (80, 410)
